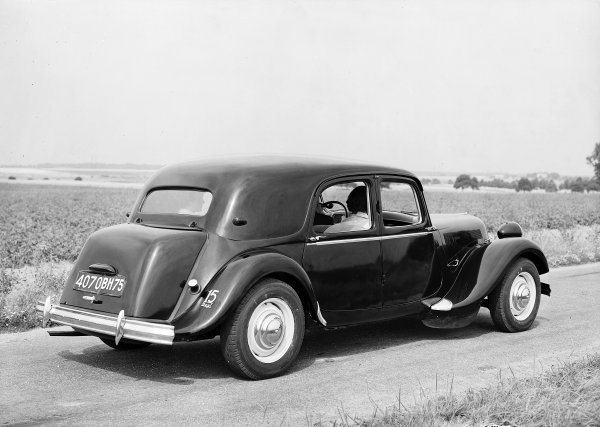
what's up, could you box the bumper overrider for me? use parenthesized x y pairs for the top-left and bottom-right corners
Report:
(35, 297), (175, 345)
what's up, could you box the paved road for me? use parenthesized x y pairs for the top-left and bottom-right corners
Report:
(1, 263), (599, 426)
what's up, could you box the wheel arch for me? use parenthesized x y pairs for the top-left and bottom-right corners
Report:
(263, 271), (319, 323)
(519, 250), (549, 276)
(445, 237), (549, 310)
(172, 251), (322, 336)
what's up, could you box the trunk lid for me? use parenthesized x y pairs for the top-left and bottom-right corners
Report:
(61, 223), (206, 320)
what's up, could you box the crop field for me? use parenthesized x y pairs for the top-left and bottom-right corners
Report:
(426, 190), (600, 232)
(1, 183), (599, 269)
(1, 182), (599, 329)
(0, 184), (138, 268)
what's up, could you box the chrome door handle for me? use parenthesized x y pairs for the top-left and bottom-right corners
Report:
(447, 259), (460, 268)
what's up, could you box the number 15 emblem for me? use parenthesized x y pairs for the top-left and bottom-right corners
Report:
(201, 290), (219, 308)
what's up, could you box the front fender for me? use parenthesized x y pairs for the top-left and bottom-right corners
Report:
(445, 237), (549, 309)
(172, 252), (319, 335)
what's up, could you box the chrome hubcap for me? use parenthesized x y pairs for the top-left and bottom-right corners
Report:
(247, 298), (294, 364)
(509, 272), (536, 321)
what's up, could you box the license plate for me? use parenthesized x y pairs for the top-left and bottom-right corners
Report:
(73, 271), (127, 297)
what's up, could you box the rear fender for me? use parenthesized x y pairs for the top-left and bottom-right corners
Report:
(172, 252), (320, 335)
(445, 237), (549, 309)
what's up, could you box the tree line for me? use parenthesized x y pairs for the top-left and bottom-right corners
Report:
(452, 142), (600, 193)
(453, 174), (599, 192)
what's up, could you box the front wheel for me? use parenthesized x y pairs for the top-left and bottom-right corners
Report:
(220, 279), (305, 380)
(488, 258), (541, 332)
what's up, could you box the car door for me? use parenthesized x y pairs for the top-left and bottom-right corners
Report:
(378, 177), (442, 306)
(301, 177), (382, 323)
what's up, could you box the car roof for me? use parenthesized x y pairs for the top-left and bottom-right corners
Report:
(149, 156), (418, 186)
(140, 156), (421, 241)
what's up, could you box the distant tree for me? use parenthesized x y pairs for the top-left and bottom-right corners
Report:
(543, 180), (557, 192)
(421, 178), (432, 185)
(561, 177), (599, 192)
(586, 179), (600, 192)
(516, 178), (533, 192)
(571, 177), (585, 193)
(432, 178), (440, 185)
(548, 172), (560, 180)
(470, 176), (479, 190)
(74, 176), (83, 181)
(8, 176), (16, 180)
(454, 174), (473, 190)
(586, 142), (600, 181)
(480, 178), (517, 190)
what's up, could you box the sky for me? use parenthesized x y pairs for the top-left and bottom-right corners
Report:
(1, 0), (599, 176)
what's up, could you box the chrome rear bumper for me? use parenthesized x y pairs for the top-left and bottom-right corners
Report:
(36, 298), (174, 345)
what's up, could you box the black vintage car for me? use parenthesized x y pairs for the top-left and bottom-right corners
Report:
(38, 157), (550, 379)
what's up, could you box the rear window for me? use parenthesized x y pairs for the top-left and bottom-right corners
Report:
(141, 189), (212, 216)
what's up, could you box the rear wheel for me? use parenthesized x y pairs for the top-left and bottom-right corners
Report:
(100, 338), (151, 350)
(488, 258), (541, 332)
(220, 279), (305, 380)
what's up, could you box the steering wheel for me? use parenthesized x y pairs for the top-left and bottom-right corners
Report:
(321, 200), (348, 218)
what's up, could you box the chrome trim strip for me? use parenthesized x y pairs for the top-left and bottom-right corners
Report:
(380, 231), (432, 240)
(36, 303), (174, 345)
(365, 184), (372, 222)
(316, 303), (327, 326)
(308, 236), (380, 245)
(307, 231), (432, 246)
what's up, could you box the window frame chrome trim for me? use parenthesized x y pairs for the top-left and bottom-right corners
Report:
(307, 231), (432, 246)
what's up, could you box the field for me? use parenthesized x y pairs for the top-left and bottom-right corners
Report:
(425, 190), (600, 267)
(0, 184), (138, 268)
(1, 182), (599, 329)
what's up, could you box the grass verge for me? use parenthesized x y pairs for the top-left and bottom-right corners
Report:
(0, 262), (70, 331)
(526, 225), (600, 267)
(338, 354), (600, 427)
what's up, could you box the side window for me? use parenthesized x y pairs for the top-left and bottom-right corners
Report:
(380, 180), (422, 227)
(312, 180), (372, 234)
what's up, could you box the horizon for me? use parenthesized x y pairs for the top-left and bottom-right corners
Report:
(0, 160), (593, 180)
